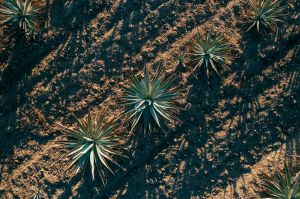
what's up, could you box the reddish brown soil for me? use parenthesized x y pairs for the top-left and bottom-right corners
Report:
(0, 0), (299, 198)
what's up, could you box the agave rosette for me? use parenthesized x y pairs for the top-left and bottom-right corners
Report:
(59, 112), (124, 181)
(0, 0), (41, 35)
(262, 165), (300, 199)
(190, 32), (230, 77)
(247, 0), (286, 32)
(123, 68), (180, 133)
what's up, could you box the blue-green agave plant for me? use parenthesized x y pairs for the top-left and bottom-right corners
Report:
(0, 0), (42, 35)
(261, 165), (300, 199)
(123, 68), (180, 133)
(190, 32), (231, 77)
(247, 0), (286, 32)
(59, 112), (125, 182)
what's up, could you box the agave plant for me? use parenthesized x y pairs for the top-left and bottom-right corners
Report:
(58, 112), (124, 181)
(189, 32), (230, 77)
(173, 51), (187, 68)
(261, 165), (300, 199)
(247, 0), (286, 32)
(123, 68), (180, 133)
(0, 0), (42, 35)
(31, 191), (44, 199)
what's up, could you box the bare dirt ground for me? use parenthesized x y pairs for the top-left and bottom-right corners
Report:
(0, 0), (299, 198)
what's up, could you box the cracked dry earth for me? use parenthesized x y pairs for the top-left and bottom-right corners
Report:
(0, 0), (300, 198)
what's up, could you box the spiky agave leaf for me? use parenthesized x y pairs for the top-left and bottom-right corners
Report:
(0, 0), (42, 35)
(189, 32), (230, 78)
(30, 187), (45, 199)
(123, 68), (180, 133)
(261, 164), (300, 199)
(31, 192), (43, 199)
(247, 0), (286, 32)
(173, 51), (187, 68)
(59, 112), (124, 182)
